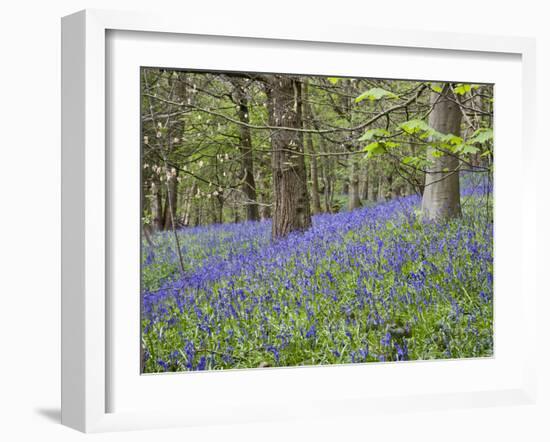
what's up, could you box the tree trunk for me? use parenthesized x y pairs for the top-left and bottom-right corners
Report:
(319, 136), (333, 212)
(256, 168), (272, 220)
(216, 195), (224, 224)
(163, 168), (178, 230)
(303, 81), (322, 215)
(360, 169), (369, 201)
(348, 159), (361, 210)
(151, 180), (163, 231)
(182, 181), (196, 227)
(266, 76), (312, 239)
(305, 133), (322, 215)
(421, 83), (462, 220)
(377, 175), (386, 201)
(386, 174), (393, 200)
(368, 176), (378, 201)
(233, 82), (259, 221)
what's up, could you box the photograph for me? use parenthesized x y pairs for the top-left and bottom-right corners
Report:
(140, 69), (494, 373)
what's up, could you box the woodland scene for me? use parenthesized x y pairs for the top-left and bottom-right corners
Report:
(140, 68), (493, 373)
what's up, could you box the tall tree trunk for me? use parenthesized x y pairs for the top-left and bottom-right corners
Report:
(303, 81), (322, 215)
(163, 168), (178, 230)
(360, 169), (369, 201)
(233, 82), (259, 221)
(319, 136), (333, 212)
(256, 167), (272, 220)
(309, 145), (322, 215)
(377, 175), (386, 201)
(266, 76), (312, 239)
(232, 198), (241, 223)
(368, 172), (378, 201)
(216, 195), (224, 224)
(151, 179), (163, 231)
(348, 159), (361, 210)
(421, 83), (462, 220)
(182, 181), (196, 227)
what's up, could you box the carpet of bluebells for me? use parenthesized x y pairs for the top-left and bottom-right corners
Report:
(141, 191), (493, 373)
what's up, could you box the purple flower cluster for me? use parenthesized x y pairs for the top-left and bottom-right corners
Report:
(141, 189), (493, 372)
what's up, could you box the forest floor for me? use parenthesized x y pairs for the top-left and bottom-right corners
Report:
(141, 192), (493, 372)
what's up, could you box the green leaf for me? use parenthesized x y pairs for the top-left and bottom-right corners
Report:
(358, 128), (390, 141)
(402, 156), (418, 165)
(461, 144), (480, 154)
(454, 84), (472, 95)
(355, 87), (398, 103)
(468, 128), (493, 144)
(430, 84), (443, 93)
(363, 142), (384, 155)
(399, 119), (434, 136)
(363, 140), (399, 157)
(327, 77), (341, 85)
(439, 134), (464, 146)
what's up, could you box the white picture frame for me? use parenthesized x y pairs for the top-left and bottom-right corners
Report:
(61, 9), (537, 433)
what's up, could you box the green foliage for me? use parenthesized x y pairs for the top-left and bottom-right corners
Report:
(363, 141), (399, 157)
(453, 83), (480, 95)
(355, 87), (398, 103)
(402, 155), (429, 168)
(453, 84), (472, 95)
(460, 144), (480, 155)
(399, 119), (434, 137)
(358, 128), (391, 141)
(468, 128), (493, 144)
(141, 69), (492, 231)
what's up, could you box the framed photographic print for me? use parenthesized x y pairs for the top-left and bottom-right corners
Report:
(61, 9), (537, 432)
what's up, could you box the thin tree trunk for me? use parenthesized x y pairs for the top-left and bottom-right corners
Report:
(233, 82), (259, 221)
(162, 165), (185, 278)
(360, 169), (369, 201)
(266, 76), (312, 239)
(348, 159), (361, 210)
(216, 195), (224, 224)
(303, 81), (322, 215)
(182, 181), (196, 226)
(151, 180), (163, 231)
(421, 83), (462, 220)
(319, 136), (333, 212)
(256, 167), (272, 220)
(309, 144), (322, 215)
(368, 171), (378, 201)
(378, 174), (388, 201)
(163, 169), (178, 230)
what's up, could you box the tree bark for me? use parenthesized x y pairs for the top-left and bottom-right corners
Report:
(256, 167), (272, 220)
(163, 168), (178, 230)
(303, 81), (322, 215)
(348, 159), (361, 210)
(233, 82), (259, 221)
(265, 76), (312, 239)
(151, 180), (163, 231)
(360, 169), (369, 201)
(309, 144), (322, 215)
(319, 136), (333, 212)
(368, 175), (378, 201)
(215, 195), (224, 224)
(377, 174), (386, 201)
(182, 181), (196, 227)
(421, 83), (462, 221)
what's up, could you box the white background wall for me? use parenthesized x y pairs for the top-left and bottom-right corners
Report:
(0, 1), (547, 440)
